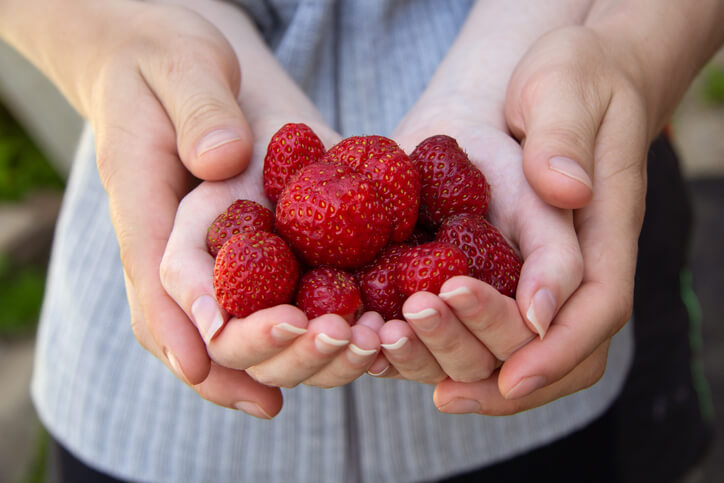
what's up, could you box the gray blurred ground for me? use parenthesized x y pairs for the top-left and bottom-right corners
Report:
(0, 39), (723, 483)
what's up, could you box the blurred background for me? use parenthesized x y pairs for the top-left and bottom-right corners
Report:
(0, 38), (722, 483)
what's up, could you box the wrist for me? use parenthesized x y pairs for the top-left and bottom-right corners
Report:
(587, 1), (724, 141)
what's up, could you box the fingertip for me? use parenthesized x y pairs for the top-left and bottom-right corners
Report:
(523, 155), (593, 210)
(523, 288), (556, 339)
(189, 125), (253, 180)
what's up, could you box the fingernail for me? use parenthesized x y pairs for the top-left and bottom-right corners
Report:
(505, 375), (546, 399)
(197, 129), (242, 157)
(549, 156), (593, 190)
(438, 398), (481, 414)
(314, 333), (349, 354)
(164, 348), (189, 384)
(271, 322), (307, 342)
(381, 337), (409, 352)
(526, 289), (556, 339)
(191, 295), (225, 343)
(234, 401), (272, 419)
(347, 344), (377, 365)
(368, 365), (391, 377)
(439, 286), (477, 314)
(403, 308), (439, 331)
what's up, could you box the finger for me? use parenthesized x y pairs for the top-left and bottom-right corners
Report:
(95, 75), (211, 385)
(379, 320), (446, 384)
(438, 277), (536, 361)
(498, 92), (647, 400)
(433, 342), (610, 416)
(194, 362), (283, 419)
(139, 28), (253, 180)
(460, 130), (584, 339)
(303, 323), (380, 387)
(506, 30), (610, 209)
(512, 195), (583, 339)
(402, 290), (498, 382)
(207, 305), (309, 370)
(245, 314), (352, 388)
(160, 179), (268, 345)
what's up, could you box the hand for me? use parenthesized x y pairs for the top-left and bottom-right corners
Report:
(371, 93), (584, 386)
(89, 2), (292, 416)
(433, 26), (648, 414)
(160, 114), (388, 389)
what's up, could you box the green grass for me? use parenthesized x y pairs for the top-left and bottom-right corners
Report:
(0, 103), (64, 201)
(701, 65), (724, 105)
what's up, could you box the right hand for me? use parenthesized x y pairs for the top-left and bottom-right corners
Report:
(160, 114), (391, 390)
(43, 1), (284, 417)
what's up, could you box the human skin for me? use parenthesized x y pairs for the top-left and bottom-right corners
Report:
(431, 0), (724, 414)
(0, 0), (291, 417)
(160, 0), (598, 393)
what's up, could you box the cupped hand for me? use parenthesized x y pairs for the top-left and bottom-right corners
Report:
(75, 1), (281, 418)
(374, 93), (584, 386)
(433, 26), (648, 414)
(161, 115), (385, 391)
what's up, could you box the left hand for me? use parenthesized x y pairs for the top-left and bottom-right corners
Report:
(431, 27), (648, 415)
(373, 92), (585, 387)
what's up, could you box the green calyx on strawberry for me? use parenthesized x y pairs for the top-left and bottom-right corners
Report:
(324, 135), (420, 242)
(275, 162), (392, 269)
(295, 266), (363, 323)
(213, 231), (300, 318)
(410, 134), (490, 228)
(436, 213), (522, 297)
(263, 122), (325, 204)
(206, 199), (274, 258)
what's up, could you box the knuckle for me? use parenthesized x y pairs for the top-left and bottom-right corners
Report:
(177, 93), (229, 134)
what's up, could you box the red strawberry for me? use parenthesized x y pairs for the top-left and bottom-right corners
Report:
(356, 243), (409, 320)
(213, 231), (300, 318)
(275, 162), (392, 269)
(295, 267), (363, 323)
(409, 134), (490, 228)
(436, 213), (522, 297)
(206, 199), (274, 257)
(324, 135), (420, 242)
(263, 123), (325, 204)
(395, 241), (469, 297)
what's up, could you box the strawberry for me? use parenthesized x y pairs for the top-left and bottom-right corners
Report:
(356, 243), (409, 320)
(213, 231), (300, 318)
(295, 266), (363, 323)
(206, 199), (274, 257)
(324, 135), (420, 242)
(409, 134), (490, 228)
(395, 241), (469, 297)
(436, 213), (522, 297)
(275, 162), (392, 269)
(263, 123), (325, 204)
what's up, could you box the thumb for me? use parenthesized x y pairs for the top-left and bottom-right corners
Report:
(140, 43), (253, 181)
(505, 47), (609, 209)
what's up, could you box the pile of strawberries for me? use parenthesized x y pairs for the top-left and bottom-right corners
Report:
(208, 123), (522, 322)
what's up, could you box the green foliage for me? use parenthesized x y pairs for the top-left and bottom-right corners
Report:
(701, 65), (724, 105)
(0, 103), (64, 201)
(19, 425), (48, 483)
(0, 255), (45, 336)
